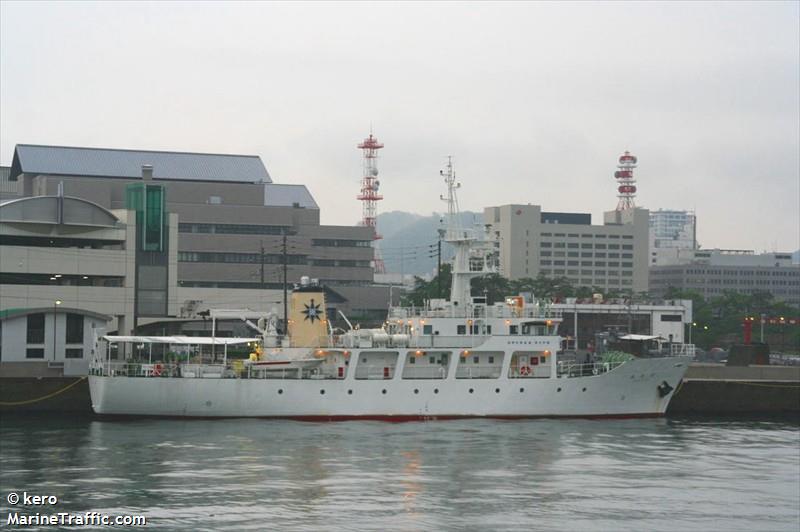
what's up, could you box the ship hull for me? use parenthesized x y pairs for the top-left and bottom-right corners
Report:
(89, 357), (689, 419)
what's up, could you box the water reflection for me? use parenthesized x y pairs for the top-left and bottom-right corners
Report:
(1, 415), (798, 531)
(400, 450), (421, 518)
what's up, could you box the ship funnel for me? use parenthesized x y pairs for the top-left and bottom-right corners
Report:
(288, 286), (328, 348)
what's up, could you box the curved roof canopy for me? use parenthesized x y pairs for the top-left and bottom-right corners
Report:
(0, 195), (120, 227)
(0, 307), (112, 322)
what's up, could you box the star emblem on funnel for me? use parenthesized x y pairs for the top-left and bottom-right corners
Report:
(302, 299), (323, 323)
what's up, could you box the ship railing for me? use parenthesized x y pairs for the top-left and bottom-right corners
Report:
(556, 361), (626, 378)
(408, 335), (489, 349)
(507, 364), (552, 379)
(354, 366), (397, 380)
(91, 362), (187, 378)
(454, 365), (503, 379)
(388, 306), (562, 320)
(92, 360), (348, 381)
(669, 343), (696, 357)
(401, 366), (448, 379)
(244, 366), (343, 380)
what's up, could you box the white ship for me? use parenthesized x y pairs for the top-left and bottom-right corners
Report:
(89, 160), (689, 419)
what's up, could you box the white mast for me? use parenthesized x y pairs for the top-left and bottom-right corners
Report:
(439, 157), (495, 309)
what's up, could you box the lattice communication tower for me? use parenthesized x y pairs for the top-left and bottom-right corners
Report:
(357, 133), (385, 273)
(614, 150), (638, 210)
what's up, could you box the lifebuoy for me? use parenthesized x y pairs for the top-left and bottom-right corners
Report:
(153, 363), (163, 377)
(520, 366), (531, 376)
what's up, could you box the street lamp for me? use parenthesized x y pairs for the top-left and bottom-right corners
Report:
(688, 322), (697, 345)
(53, 300), (62, 360)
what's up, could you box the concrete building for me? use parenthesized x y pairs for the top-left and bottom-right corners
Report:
(7, 145), (375, 289)
(2, 145), (392, 325)
(0, 194), (159, 336)
(484, 204), (650, 293)
(0, 165), (13, 197)
(649, 209), (697, 265)
(0, 307), (110, 372)
(649, 249), (800, 306)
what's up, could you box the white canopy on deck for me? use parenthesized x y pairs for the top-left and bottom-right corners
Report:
(102, 335), (259, 345)
(618, 334), (666, 341)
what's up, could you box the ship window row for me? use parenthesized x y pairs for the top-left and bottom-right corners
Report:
(456, 325), (493, 335)
(295, 351), (554, 381)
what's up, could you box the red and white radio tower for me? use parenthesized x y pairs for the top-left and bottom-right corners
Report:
(614, 150), (638, 210)
(357, 132), (385, 273)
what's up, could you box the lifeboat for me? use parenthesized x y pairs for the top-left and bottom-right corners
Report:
(614, 170), (633, 178)
(618, 185), (637, 194)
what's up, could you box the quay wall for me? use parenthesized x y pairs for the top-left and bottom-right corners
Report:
(667, 364), (800, 417)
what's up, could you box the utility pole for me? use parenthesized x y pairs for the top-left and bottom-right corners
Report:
(260, 241), (265, 289)
(437, 239), (442, 298)
(428, 237), (443, 298)
(436, 229), (445, 298)
(282, 234), (288, 337)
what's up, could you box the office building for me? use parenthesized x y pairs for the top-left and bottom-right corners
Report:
(649, 209), (697, 265)
(649, 249), (800, 306)
(484, 204), (650, 293)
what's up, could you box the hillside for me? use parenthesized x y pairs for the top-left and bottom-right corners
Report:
(376, 210), (482, 276)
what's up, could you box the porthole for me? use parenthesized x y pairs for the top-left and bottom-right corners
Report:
(278, 389), (283, 395)
(519, 388), (524, 393)
(582, 387), (587, 392)
(557, 387), (562, 392)
(414, 389), (419, 394)
(347, 389), (353, 395)
(469, 388), (474, 394)
(434, 388), (439, 394)
(495, 388), (500, 394)
(382, 389), (387, 395)
(320, 389), (326, 395)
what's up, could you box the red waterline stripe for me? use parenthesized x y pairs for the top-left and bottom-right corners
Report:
(94, 412), (664, 422)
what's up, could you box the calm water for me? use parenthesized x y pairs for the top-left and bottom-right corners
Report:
(1, 415), (798, 531)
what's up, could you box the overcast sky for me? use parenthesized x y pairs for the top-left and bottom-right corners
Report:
(1, 1), (798, 251)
